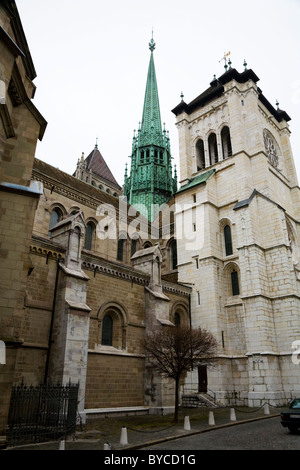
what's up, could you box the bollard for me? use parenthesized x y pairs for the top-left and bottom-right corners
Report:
(230, 408), (236, 421)
(264, 403), (270, 415)
(184, 415), (191, 431)
(59, 439), (65, 450)
(208, 411), (215, 426)
(120, 427), (128, 446)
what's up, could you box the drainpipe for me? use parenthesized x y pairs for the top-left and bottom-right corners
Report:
(44, 254), (61, 384)
(188, 293), (192, 329)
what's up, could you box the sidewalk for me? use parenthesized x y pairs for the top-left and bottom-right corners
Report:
(5, 404), (280, 451)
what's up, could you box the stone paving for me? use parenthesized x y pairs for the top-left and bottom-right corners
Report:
(5, 404), (280, 451)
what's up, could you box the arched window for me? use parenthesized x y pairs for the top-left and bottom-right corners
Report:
(170, 240), (178, 271)
(102, 315), (113, 346)
(221, 126), (232, 159)
(196, 139), (205, 171)
(131, 234), (140, 257)
(131, 238), (137, 257)
(117, 239), (124, 261)
(84, 222), (95, 251)
(208, 133), (218, 165)
(174, 312), (181, 327)
(117, 234), (127, 262)
(49, 208), (63, 234)
(224, 225), (233, 256)
(231, 270), (240, 296)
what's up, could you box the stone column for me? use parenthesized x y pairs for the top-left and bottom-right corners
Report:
(47, 212), (91, 421)
(132, 244), (175, 413)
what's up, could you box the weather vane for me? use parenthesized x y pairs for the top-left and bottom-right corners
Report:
(219, 51), (231, 71)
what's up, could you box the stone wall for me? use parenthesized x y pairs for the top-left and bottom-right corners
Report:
(0, 2), (46, 440)
(174, 69), (300, 406)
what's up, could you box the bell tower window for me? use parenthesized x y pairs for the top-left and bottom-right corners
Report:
(208, 133), (218, 165)
(221, 126), (232, 159)
(196, 139), (205, 171)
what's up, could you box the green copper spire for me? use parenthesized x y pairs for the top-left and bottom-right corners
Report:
(140, 35), (162, 139)
(124, 36), (177, 222)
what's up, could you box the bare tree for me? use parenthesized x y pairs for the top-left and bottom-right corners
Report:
(143, 326), (218, 423)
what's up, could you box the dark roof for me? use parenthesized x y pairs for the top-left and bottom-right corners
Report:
(172, 68), (291, 123)
(85, 147), (121, 189)
(32, 158), (122, 208)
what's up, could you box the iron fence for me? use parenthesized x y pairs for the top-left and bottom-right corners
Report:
(6, 381), (79, 446)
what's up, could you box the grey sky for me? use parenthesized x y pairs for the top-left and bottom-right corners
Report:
(17, 0), (300, 186)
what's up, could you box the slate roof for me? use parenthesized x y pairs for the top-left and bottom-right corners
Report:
(32, 158), (121, 208)
(85, 146), (121, 189)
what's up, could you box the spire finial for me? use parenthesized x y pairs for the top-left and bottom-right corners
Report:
(276, 100), (279, 110)
(95, 137), (98, 149)
(180, 91), (184, 101)
(243, 59), (247, 71)
(149, 31), (155, 52)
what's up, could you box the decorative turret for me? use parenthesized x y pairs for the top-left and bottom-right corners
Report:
(124, 36), (177, 222)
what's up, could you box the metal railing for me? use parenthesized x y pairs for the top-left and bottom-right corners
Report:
(6, 381), (79, 446)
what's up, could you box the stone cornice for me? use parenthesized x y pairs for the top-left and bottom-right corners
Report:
(32, 168), (150, 236)
(33, 170), (102, 210)
(82, 254), (191, 297)
(161, 280), (191, 298)
(241, 293), (300, 302)
(30, 234), (65, 260)
(82, 256), (150, 286)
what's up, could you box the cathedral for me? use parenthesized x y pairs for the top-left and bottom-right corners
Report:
(0, 0), (299, 444)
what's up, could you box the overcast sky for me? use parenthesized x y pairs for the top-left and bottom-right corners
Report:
(16, 0), (300, 187)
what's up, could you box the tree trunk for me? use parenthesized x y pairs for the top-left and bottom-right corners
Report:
(174, 377), (180, 423)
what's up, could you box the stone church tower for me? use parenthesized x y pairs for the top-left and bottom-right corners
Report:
(124, 36), (177, 221)
(172, 62), (300, 405)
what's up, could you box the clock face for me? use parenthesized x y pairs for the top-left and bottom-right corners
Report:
(263, 130), (279, 168)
